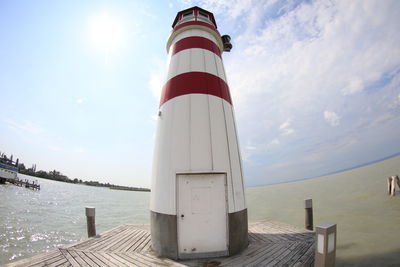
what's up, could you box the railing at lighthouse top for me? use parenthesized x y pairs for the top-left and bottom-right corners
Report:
(171, 6), (218, 30)
(167, 6), (226, 53)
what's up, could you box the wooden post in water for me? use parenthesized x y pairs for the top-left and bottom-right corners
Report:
(304, 198), (313, 231)
(387, 176), (393, 195)
(85, 207), (96, 237)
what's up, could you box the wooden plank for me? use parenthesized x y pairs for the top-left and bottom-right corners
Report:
(244, 243), (287, 266)
(126, 230), (150, 252)
(72, 225), (131, 250)
(31, 254), (67, 267)
(250, 224), (288, 242)
(142, 237), (152, 252)
(135, 233), (151, 251)
(103, 253), (142, 267)
(99, 252), (131, 267)
(222, 243), (281, 266)
(112, 229), (146, 252)
(5, 250), (62, 267)
(59, 249), (81, 267)
(111, 253), (145, 267)
(46, 257), (70, 267)
(25, 252), (65, 267)
(87, 227), (137, 252)
(219, 244), (264, 265)
(103, 228), (142, 252)
(72, 250), (99, 267)
(293, 241), (315, 267)
(276, 241), (312, 266)
(129, 233), (151, 252)
(66, 250), (88, 267)
(7, 221), (315, 267)
(111, 252), (152, 267)
(54, 262), (72, 267)
(252, 223), (298, 240)
(78, 251), (108, 266)
(87, 252), (121, 267)
(135, 252), (174, 266)
(264, 241), (302, 266)
(266, 221), (313, 239)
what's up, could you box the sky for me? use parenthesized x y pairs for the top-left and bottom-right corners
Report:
(1, 0), (399, 187)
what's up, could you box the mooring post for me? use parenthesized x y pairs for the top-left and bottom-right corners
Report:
(387, 177), (393, 195)
(391, 176), (398, 196)
(315, 223), (337, 267)
(85, 207), (96, 238)
(304, 198), (313, 231)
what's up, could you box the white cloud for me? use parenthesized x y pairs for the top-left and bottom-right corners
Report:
(48, 146), (62, 151)
(270, 139), (280, 145)
(5, 119), (43, 135)
(76, 98), (84, 104)
(324, 110), (340, 126)
(176, 0), (400, 185)
(279, 121), (295, 136)
(341, 78), (364, 95)
(73, 147), (85, 153)
(151, 114), (158, 121)
(148, 58), (168, 99)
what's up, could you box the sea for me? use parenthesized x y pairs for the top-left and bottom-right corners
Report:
(1, 156), (400, 266)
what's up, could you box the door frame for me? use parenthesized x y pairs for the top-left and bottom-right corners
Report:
(176, 172), (229, 259)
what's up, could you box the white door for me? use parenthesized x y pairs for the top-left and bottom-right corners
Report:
(177, 173), (228, 258)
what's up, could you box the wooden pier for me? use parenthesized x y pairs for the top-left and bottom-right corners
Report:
(8, 178), (41, 190)
(6, 221), (315, 267)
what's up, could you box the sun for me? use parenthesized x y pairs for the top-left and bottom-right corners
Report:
(88, 13), (124, 53)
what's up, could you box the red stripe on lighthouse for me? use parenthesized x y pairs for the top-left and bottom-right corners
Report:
(160, 72), (232, 107)
(171, 37), (221, 57)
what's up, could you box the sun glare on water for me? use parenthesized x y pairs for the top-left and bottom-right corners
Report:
(88, 13), (124, 53)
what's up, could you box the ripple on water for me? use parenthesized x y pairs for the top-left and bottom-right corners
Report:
(0, 174), (150, 265)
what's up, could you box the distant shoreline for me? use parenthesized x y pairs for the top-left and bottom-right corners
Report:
(249, 151), (400, 188)
(109, 186), (150, 192)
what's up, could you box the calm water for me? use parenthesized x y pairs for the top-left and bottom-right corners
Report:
(1, 156), (400, 266)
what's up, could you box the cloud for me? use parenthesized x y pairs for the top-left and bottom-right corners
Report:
(270, 139), (280, 145)
(148, 58), (168, 100)
(73, 147), (85, 153)
(176, 0), (400, 185)
(76, 98), (84, 104)
(151, 114), (158, 121)
(279, 121), (295, 136)
(324, 111), (340, 126)
(341, 78), (364, 95)
(48, 146), (62, 151)
(5, 119), (43, 135)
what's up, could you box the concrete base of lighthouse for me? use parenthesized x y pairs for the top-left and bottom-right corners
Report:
(150, 211), (178, 260)
(228, 209), (249, 255)
(150, 209), (249, 260)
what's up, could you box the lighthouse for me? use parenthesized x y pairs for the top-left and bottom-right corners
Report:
(150, 6), (248, 260)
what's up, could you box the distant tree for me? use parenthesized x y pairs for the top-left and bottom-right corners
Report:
(18, 163), (26, 171)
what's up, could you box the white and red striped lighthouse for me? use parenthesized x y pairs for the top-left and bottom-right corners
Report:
(150, 6), (248, 260)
